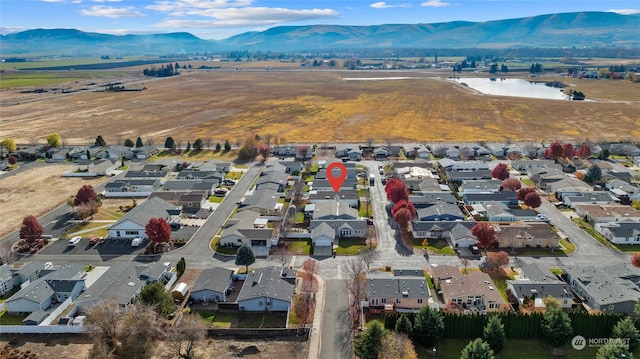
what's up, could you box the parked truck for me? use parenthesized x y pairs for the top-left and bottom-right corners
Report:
(369, 174), (376, 186)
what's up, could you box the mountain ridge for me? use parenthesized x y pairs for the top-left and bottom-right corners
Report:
(1, 11), (639, 56)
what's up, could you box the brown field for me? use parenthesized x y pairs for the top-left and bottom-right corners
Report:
(1, 69), (639, 145)
(0, 165), (108, 238)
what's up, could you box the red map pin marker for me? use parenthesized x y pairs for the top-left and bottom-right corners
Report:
(326, 162), (347, 193)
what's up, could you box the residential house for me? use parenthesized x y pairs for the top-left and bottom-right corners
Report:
(316, 166), (357, 180)
(406, 144), (431, 159)
(493, 222), (561, 249)
(335, 145), (355, 158)
(3, 263), (85, 316)
(463, 192), (518, 207)
(190, 267), (235, 303)
(311, 199), (359, 220)
(606, 179), (640, 202)
(506, 263), (573, 309)
(416, 202), (465, 221)
(238, 186), (282, 216)
(547, 178), (593, 199)
(447, 170), (492, 182)
(564, 263), (640, 314)
(562, 192), (618, 208)
(124, 170), (169, 183)
(312, 178), (358, 191)
(475, 201), (517, 222)
(609, 143), (640, 157)
(272, 145), (297, 157)
(417, 178), (446, 192)
(409, 192), (458, 209)
(309, 219), (368, 240)
(108, 197), (182, 240)
(278, 161), (304, 174)
(410, 221), (475, 244)
(311, 222), (335, 255)
(365, 270), (431, 313)
(348, 149), (363, 161)
(176, 170), (225, 183)
(104, 179), (161, 197)
(237, 267), (295, 312)
(256, 172), (289, 192)
(595, 222), (640, 245)
(575, 204), (640, 225)
(430, 264), (508, 313)
(149, 191), (209, 214)
(70, 159), (117, 176)
(131, 146), (159, 160)
(161, 179), (219, 196)
(219, 211), (274, 257)
(458, 180), (503, 195)
(444, 161), (490, 173)
(76, 262), (174, 311)
(511, 160), (556, 174)
(308, 190), (359, 208)
(0, 265), (15, 296)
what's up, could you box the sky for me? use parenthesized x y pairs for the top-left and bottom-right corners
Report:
(1, 0), (639, 40)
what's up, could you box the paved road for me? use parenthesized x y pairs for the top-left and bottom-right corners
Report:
(319, 279), (352, 359)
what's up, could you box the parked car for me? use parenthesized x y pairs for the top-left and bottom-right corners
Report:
(68, 236), (81, 247)
(535, 214), (550, 222)
(223, 179), (236, 186)
(131, 237), (143, 247)
(89, 236), (101, 245)
(469, 245), (480, 254)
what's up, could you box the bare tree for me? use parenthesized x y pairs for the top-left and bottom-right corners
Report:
(86, 300), (123, 354)
(29, 137), (38, 146)
(205, 138), (212, 151)
(343, 258), (366, 330)
(523, 142), (539, 159)
(358, 247), (379, 272)
(145, 137), (154, 146)
(293, 292), (314, 329)
(165, 314), (207, 359)
(119, 304), (163, 359)
(302, 258), (319, 292)
(460, 257), (470, 274)
(263, 134), (272, 147)
(270, 244), (292, 268)
(115, 134), (123, 146)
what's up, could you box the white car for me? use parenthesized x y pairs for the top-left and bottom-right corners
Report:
(131, 237), (143, 247)
(68, 236), (81, 246)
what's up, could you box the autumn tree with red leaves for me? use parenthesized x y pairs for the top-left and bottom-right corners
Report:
(562, 143), (574, 159)
(632, 254), (640, 268)
(385, 178), (409, 204)
(491, 163), (510, 180)
(301, 258), (319, 292)
(471, 222), (496, 253)
(524, 192), (542, 208)
(8, 155), (17, 165)
(486, 251), (510, 270)
(297, 145), (309, 160)
(391, 200), (416, 218)
(575, 143), (591, 159)
(20, 215), (44, 244)
(501, 178), (522, 191)
(145, 217), (171, 249)
(392, 200), (416, 230)
(517, 187), (537, 201)
(74, 185), (97, 206)
(257, 144), (270, 162)
(545, 141), (563, 160)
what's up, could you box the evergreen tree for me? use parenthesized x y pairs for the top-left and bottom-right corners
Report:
(135, 137), (144, 148)
(193, 138), (204, 151)
(95, 135), (106, 147)
(215, 142), (222, 152)
(224, 140), (231, 152)
(483, 315), (506, 353)
(139, 281), (175, 316)
(460, 338), (495, 359)
(235, 245), (255, 273)
(185, 141), (191, 152)
(395, 314), (413, 336)
(541, 308), (573, 348)
(412, 306), (444, 347)
(124, 138), (134, 148)
(500, 64), (509, 72)
(585, 164), (602, 184)
(489, 64), (498, 74)
(612, 317), (640, 352)
(176, 257), (186, 277)
(596, 339), (632, 359)
(164, 137), (175, 149)
(354, 321), (386, 359)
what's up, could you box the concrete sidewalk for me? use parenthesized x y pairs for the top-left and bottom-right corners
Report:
(307, 272), (326, 359)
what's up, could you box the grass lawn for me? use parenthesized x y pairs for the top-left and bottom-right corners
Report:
(210, 235), (238, 255)
(196, 310), (234, 328)
(573, 218), (620, 252)
(559, 238), (575, 254)
(294, 212), (305, 223)
(225, 171), (244, 180)
(359, 201), (372, 218)
(288, 240), (311, 255)
(0, 311), (27, 325)
(521, 178), (535, 186)
(334, 238), (368, 255)
(209, 195), (224, 203)
(549, 268), (563, 277)
(419, 339), (604, 359)
(195, 310), (286, 328)
(357, 189), (370, 198)
(63, 221), (111, 238)
(414, 238), (456, 255)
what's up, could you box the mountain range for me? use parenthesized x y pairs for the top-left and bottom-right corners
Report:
(1, 11), (639, 56)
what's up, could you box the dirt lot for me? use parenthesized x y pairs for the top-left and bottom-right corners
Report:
(1, 69), (638, 145)
(0, 334), (308, 359)
(0, 165), (108, 238)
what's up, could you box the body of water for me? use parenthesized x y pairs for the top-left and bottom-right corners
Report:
(453, 77), (571, 100)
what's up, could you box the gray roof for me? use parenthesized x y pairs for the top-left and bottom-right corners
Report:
(450, 223), (474, 240)
(162, 179), (218, 191)
(237, 266), (295, 303)
(240, 187), (280, 211)
(14, 261), (44, 278)
(311, 222), (335, 239)
(418, 178), (443, 192)
(521, 263), (562, 282)
(6, 278), (53, 304)
(0, 265), (12, 282)
(564, 192), (617, 203)
(312, 178), (358, 190)
(410, 193), (458, 206)
(416, 202), (464, 220)
(564, 263), (640, 306)
(222, 211), (274, 240)
(125, 170), (166, 179)
(464, 192), (516, 203)
(313, 199), (358, 220)
(447, 170), (492, 180)
(315, 167), (357, 180)
(460, 179), (503, 192)
(507, 280), (573, 301)
(110, 197), (182, 228)
(411, 221), (475, 233)
(606, 222), (640, 238)
(309, 219), (368, 234)
(366, 275), (430, 300)
(24, 310), (49, 324)
(483, 201), (513, 218)
(176, 170), (225, 181)
(191, 267), (234, 294)
(309, 189), (359, 202)
(256, 172), (289, 189)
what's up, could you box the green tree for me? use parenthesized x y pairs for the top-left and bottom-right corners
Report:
(136, 137), (144, 148)
(354, 320), (386, 359)
(596, 338), (633, 359)
(164, 136), (175, 149)
(395, 313), (413, 336)
(585, 164), (602, 184)
(500, 64), (509, 73)
(177, 257), (186, 278)
(460, 338), (495, 359)
(235, 245), (255, 273)
(193, 138), (204, 151)
(1, 138), (17, 152)
(47, 133), (62, 147)
(412, 306), (444, 347)
(95, 135), (106, 147)
(489, 63), (498, 74)
(124, 138), (134, 147)
(215, 142), (222, 152)
(632, 200), (640, 211)
(138, 281), (175, 316)
(224, 140), (231, 152)
(483, 315), (506, 353)
(541, 308), (573, 348)
(612, 317), (640, 352)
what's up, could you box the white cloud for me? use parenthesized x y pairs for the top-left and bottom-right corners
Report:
(1, 26), (29, 35)
(41, 0), (64, 2)
(371, 2), (393, 9)
(608, 8), (640, 15)
(92, 0), (123, 3)
(79, 5), (145, 18)
(421, 0), (450, 7)
(146, 0), (254, 13)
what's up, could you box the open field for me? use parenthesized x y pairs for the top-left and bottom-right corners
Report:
(0, 165), (108, 238)
(1, 68), (639, 145)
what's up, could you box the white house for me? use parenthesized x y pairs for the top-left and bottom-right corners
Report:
(237, 267), (295, 312)
(190, 267), (234, 303)
(108, 197), (182, 240)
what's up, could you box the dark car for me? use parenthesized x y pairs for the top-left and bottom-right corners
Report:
(89, 236), (101, 245)
(469, 245), (480, 254)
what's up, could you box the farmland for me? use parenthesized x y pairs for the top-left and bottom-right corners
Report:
(1, 63), (639, 145)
